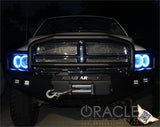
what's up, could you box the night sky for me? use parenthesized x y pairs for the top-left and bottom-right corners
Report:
(1, 1), (84, 15)
(1, 1), (159, 70)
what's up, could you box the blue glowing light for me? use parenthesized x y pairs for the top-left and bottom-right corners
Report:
(12, 54), (28, 71)
(135, 54), (143, 68)
(135, 54), (150, 69)
(13, 55), (21, 68)
(21, 55), (28, 69)
(142, 55), (150, 67)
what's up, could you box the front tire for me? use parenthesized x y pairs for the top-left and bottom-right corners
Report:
(10, 88), (39, 126)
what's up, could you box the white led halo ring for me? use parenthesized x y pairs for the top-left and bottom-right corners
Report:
(135, 54), (143, 68)
(13, 55), (21, 68)
(142, 54), (150, 67)
(20, 55), (28, 69)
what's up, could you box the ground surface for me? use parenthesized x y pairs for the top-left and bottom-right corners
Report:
(1, 86), (160, 127)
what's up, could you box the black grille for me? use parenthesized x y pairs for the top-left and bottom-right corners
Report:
(86, 42), (128, 55)
(29, 39), (133, 73)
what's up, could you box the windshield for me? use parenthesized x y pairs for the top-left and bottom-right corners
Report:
(35, 17), (126, 36)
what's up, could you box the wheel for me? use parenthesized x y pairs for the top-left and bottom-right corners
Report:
(125, 100), (153, 126)
(0, 63), (5, 95)
(10, 88), (39, 126)
(124, 99), (142, 126)
(152, 71), (160, 117)
(127, 117), (142, 126)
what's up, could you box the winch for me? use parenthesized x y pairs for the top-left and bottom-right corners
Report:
(46, 84), (94, 99)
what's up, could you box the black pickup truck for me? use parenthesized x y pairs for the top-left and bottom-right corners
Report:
(7, 15), (154, 126)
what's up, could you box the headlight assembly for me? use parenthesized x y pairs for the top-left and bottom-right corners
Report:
(8, 53), (28, 71)
(135, 52), (153, 71)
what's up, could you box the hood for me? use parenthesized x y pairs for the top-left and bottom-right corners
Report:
(17, 32), (144, 51)
(134, 44), (146, 51)
(29, 32), (134, 43)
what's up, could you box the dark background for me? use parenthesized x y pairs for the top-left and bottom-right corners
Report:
(0, 0), (159, 117)
(1, 1), (159, 76)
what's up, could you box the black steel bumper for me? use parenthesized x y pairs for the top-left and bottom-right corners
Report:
(7, 70), (154, 103)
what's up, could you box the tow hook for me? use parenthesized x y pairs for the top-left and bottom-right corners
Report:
(46, 88), (79, 99)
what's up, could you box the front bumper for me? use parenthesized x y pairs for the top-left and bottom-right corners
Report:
(7, 71), (153, 103)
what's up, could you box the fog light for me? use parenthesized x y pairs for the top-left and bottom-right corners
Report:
(24, 80), (29, 86)
(14, 79), (20, 84)
(134, 80), (139, 85)
(143, 78), (148, 83)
